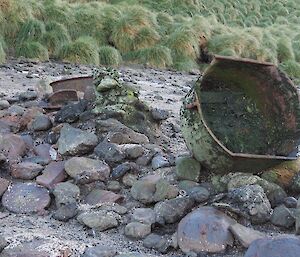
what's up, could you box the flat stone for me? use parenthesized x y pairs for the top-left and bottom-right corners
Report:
(85, 189), (123, 205)
(53, 182), (80, 207)
(31, 114), (52, 131)
(19, 91), (38, 101)
(0, 133), (26, 161)
(77, 211), (119, 231)
(94, 141), (125, 164)
(124, 222), (151, 239)
(270, 205), (295, 228)
(154, 196), (194, 224)
(53, 202), (78, 222)
(36, 161), (67, 189)
(82, 245), (118, 257)
(65, 157), (110, 184)
(132, 208), (156, 225)
(244, 236), (300, 257)
(0, 247), (48, 257)
(2, 182), (50, 214)
(58, 124), (98, 155)
(10, 162), (43, 180)
(175, 156), (201, 182)
(177, 207), (234, 253)
(0, 177), (10, 197)
(229, 223), (266, 248)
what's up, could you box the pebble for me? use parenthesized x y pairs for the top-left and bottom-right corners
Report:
(54, 100), (88, 123)
(124, 222), (151, 239)
(53, 202), (78, 222)
(31, 114), (52, 131)
(18, 90), (38, 101)
(284, 196), (298, 208)
(0, 177), (10, 197)
(7, 105), (26, 116)
(94, 141), (125, 164)
(122, 173), (138, 187)
(107, 181), (121, 191)
(82, 245), (118, 257)
(0, 100), (10, 110)
(53, 182), (80, 207)
(111, 162), (136, 179)
(36, 161), (67, 189)
(0, 246), (49, 257)
(84, 189), (123, 205)
(132, 208), (156, 225)
(77, 211), (119, 231)
(151, 155), (170, 170)
(58, 124), (98, 155)
(186, 186), (210, 203)
(10, 162), (43, 180)
(270, 205), (295, 228)
(175, 156), (201, 182)
(151, 108), (169, 121)
(143, 234), (170, 253)
(123, 144), (144, 159)
(65, 157), (110, 184)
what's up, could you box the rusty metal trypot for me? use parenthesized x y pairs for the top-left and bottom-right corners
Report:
(180, 56), (300, 174)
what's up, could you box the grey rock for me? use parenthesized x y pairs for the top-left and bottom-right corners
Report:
(111, 162), (137, 179)
(228, 184), (272, 224)
(0, 100), (10, 110)
(115, 254), (145, 257)
(177, 207), (234, 253)
(229, 223), (266, 248)
(136, 150), (155, 166)
(178, 180), (200, 191)
(31, 114), (52, 131)
(151, 108), (169, 121)
(270, 205), (295, 228)
(55, 100), (88, 123)
(107, 181), (121, 192)
(122, 174), (138, 187)
(82, 245), (118, 257)
(94, 141), (125, 164)
(84, 189), (123, 205)
(65, 157), (110, 184)
(122, 144), (144, 159)
(284, 197), (298, 208)
(154, 196), (194, 224)
(175, 156), (201, 182)
(10, 162), (43, 180)
(58, 124), (98, 155)
(186, 186), (210, 203)
(19, 91), (38, 101)
(124, 222), (151, 239)
(132, 208), (156, 225)
(7, 105), (26, 116)
(0, 177), (9, 197)
(53, 182), (80, 207)
(53, 202), (78, 221)
(0, 246), (48, 257)
(77, 211), (119, 231)
(143, 234), (170, 253)
(244, 236), (300, 257)
(151, 155), (170, 170)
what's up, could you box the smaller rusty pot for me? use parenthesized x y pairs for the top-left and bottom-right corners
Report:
(180, 56), (300, 174)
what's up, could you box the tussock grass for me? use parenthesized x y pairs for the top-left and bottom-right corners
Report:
(16, 19), (45, 44)
(58, 36), (99, 65)
(16, 41), (49, 61)
(98, 46), (122, 66)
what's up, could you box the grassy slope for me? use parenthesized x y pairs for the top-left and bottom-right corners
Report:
(0, 0), (299, 82)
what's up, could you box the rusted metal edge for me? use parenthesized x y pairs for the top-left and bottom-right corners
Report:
(50, 76), (93, 92)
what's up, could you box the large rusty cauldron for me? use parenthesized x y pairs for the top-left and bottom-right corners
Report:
(180, 56), (300, 174)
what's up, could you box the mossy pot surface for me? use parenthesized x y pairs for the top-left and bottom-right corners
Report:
(180, 56), (300, 174)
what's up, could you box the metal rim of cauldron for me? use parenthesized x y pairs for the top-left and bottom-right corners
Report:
(193, 55), (298, 161)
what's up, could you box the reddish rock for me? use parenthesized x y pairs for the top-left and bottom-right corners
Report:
(177, 207), (235, 253)
(34, 143), (52, 160)
(0, 177), (10, 197)
(36, 161), (67, 189)
(11, 162), (43, 180)
(84, 189), (124, 205)
(20, 107), (43, 129)
(0, 133), (26, 161)
(2, 182), (50, 214)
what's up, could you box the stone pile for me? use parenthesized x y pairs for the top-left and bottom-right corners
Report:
(0, 68), (300, 257)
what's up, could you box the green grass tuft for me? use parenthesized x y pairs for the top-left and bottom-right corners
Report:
(98, 46), (122, 66)
(16, 19), (45, 44)
(137, 45), (173, 68)
(58, 36), (99, 65)
(279, 60), (300, 84)
(16, 41), (49, 61)
(277, 38), (295, 62)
